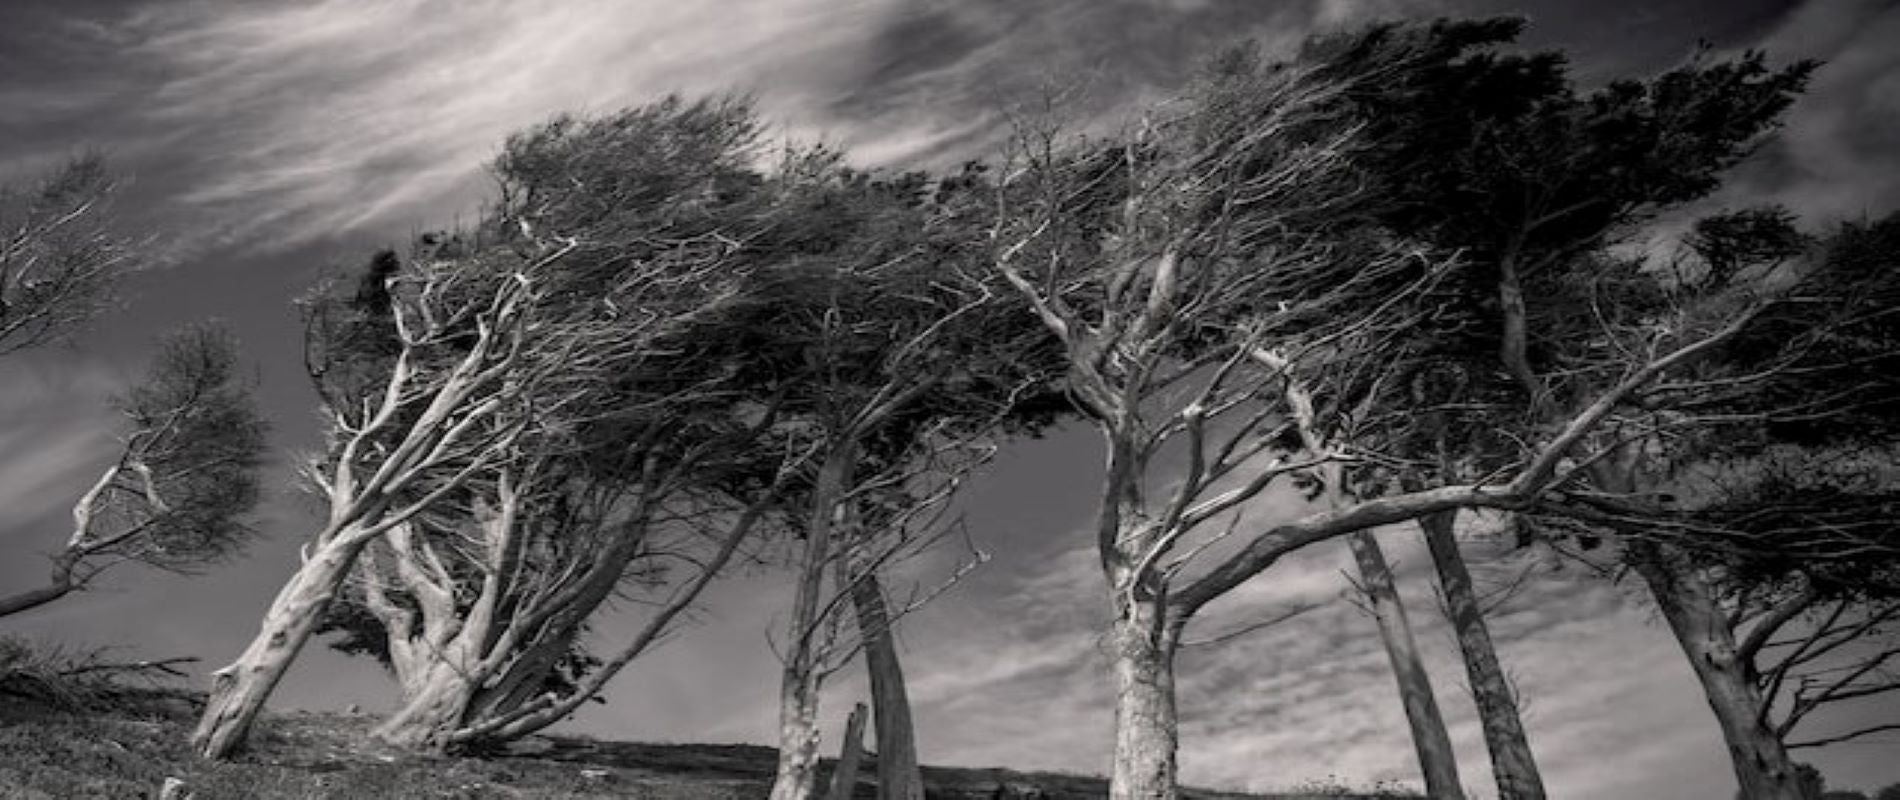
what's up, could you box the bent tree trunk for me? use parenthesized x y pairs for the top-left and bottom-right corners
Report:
(1109, 591), (1181, 800)
(372, 660), (478, 751)
(366, 524), (632, 752)
(193, 536), (368, 758)
(1346, 531), (1465, 800)
(1422, 511), (1546, 800)
(851, 572), (926, 800)
(1633, 545), (1810, 800)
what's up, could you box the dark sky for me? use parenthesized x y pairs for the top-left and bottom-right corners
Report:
(2, 1), (1897, 797)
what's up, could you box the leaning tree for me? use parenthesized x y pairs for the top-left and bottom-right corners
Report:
(0, 323), (266, 619)
(738, 152), (1056, 800)
(306, 97), (816, 754)
(0, 157), (261, 622)
(302, 241), (792, 753)
(982, 45), (1462, 798)
(1288, 18), (1817, 799)
(194, 236), (569, 757)
(193, 94), (796, 758)
(981, 31), (1827, 799)
(187, 205), (761, 756)
(1528, 210), (1900, 800)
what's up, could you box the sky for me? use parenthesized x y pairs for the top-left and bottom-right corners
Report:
(2, 0), (1898, 797)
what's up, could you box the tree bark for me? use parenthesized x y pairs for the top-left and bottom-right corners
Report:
(1496, 247), (1539, 401)
(1633, 545), (1812, 800)
(773, 660), (826, 800)
(192, 536), (368, 759)
(1109, 592), (1181, 800)
(369, 524), (620, 751)
(1346, 530), (1466, 800)
(463, 620), (583, 729)
(372, 663), (477, 751)
(1422, 511), (1546, 800)
(770, 443), (856, 800)
(851, 572), (925, 800)
(826, 702), (869, 800)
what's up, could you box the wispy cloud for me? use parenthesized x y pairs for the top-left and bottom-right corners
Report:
(0, 356), (124, 557)
(67, 0), (1431, 248)
(12, 0), (1878, 254)
(111, 0), (908, 246)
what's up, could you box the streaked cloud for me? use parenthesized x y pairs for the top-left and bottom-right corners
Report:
(0, 358), (124, 535)
(110, 0), (901, 246)
(14, 0), (1433, 248)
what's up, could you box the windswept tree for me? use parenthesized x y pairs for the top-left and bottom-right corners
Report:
(984, 48), (1453, 797)
(0, 323), (267, 619)
(304, 249), (792, 752)
(301, 97), (811, 754)
(982, 31), (1823, 799)
(744, 155), (1055, 800)
(1550, 460), (1900, 800)
(1273, 355), (1464, 799)
(1637, 459), (1900, 742)
(195, 240), (564, 758)
(0, 155), (139, 355)
(1529, 211), (1900, 800)
(1286, 18), (1818, 800)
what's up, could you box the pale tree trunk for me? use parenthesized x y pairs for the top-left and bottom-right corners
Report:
(1633, 545), (1811, 800)
(770, 444), (855, 800)
(1108, 588), (1181, 800)
(850, 572), (925, 800)
(1422, 511), (1546, 800)
(371, 663), (477, 750)
(774, 658), (826, 800)
(192, 536), (367, 758)
(360, 527), (492, 753)
(1346, 530), (1466, 800)
(826, 702), (869, 800)
(1098, 428), (1183, 800)
(363, 507), (600, 753)
(370, 598), (490, 753)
